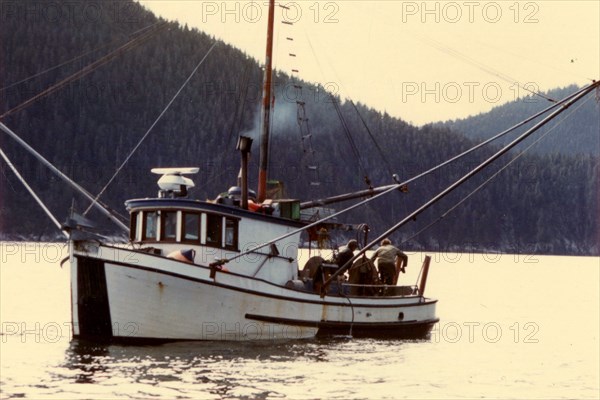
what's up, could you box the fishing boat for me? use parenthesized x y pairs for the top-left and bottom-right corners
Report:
(63, 0), (441, 342)
(66, 169), (439, 341)
(1, 0), (598, 343)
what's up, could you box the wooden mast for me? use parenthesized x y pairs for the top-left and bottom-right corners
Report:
(257, 0), (275, 203)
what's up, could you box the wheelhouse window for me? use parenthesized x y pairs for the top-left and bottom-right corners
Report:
(205, 214), (222, 247)
(134, 209), (238, 250)
(161, 211), (178, 241)
(183, 212), (200, 242)
(224, 217), (238, 250)
(143, 211), (158, 241)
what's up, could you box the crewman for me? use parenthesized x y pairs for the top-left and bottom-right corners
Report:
(370, 238), (408, 285)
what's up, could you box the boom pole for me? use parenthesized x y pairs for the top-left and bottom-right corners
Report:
(0, 146), (67, 237)
(0, 122), (129, 231)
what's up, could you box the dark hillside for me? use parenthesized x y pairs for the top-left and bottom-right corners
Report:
(1, 0), (598, 255)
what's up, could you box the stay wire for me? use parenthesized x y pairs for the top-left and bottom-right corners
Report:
(304, 34), (386, 182)
(83, 41), (219, 215)
(331, 95), (371, 183)
(400, 94), (595, 246)
(412, 33), (557, 103)
(301, 82), (594, 210)
(0, 22), (169, 120)
(0, 22), (163, 93)
(323, 80), (599, 289)
(349, 100), (395, 177)
(0, 121), (129, 229)
(281, 21), (319, 184)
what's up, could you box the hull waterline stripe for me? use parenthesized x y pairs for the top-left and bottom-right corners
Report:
(245, 313), (440, 329)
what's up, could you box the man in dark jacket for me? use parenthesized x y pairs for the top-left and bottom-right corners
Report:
(335, 239), (359, 271)
(313, 239), (358, 294)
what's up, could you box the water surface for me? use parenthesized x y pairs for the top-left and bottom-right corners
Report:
(1, 243), (598, 399)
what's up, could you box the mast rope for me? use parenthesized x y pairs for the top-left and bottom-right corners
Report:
(281, 19), (320, 186)
(83, 41), (219, 215)
(330, 95), (372, 187)
(349, 100), (395, 177)
(400, 94), (595, 246)
(0, 22), (169, 120)
(294, 82), (320, 186)
(304, 34), (388, 184)
(0, 22), (164, 93)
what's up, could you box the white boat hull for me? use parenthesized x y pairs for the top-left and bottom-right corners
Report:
(71, 243), (438, 342)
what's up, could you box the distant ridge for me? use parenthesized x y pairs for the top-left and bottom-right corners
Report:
(435, 85), (600, 156)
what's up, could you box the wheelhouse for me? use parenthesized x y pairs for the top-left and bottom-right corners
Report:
(130, 206), (240, 251)
(125, 198), (305, 284)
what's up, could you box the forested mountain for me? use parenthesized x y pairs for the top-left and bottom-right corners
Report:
(436, 85), (599, 156)
(1, 0), (598, 255)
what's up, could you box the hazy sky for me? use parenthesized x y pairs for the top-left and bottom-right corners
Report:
(138, 0), (600, 125)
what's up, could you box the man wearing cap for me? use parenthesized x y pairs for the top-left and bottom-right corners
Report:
(370, 238), (408, 285)
(335, 239), (359, 272)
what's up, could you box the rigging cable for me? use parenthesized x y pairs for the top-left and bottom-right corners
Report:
(400, 94), (596, 247)
(0, 146), (67, 237)
(0, 22), (169, 120)
(0, 22), (164, 93)
(295, 84), (321, 186)
(0, 122), (129, 230)
(323, 80), (600, 289)
(330, 95), (372, 187)
(282, 19), (320, 186)
(410, 33), (557, 103)
(304, 34), (382, 187)
(349, 100), (395, 177)
(211, 83), (596, 267)
(300, 80), (594, 209)
(224, 61), (252, 153)
(83, 41), (219, 215)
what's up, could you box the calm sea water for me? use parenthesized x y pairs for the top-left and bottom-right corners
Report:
(1, 242), (598, 399)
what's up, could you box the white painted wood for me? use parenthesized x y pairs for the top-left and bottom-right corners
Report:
(72, 242), (437, 341)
